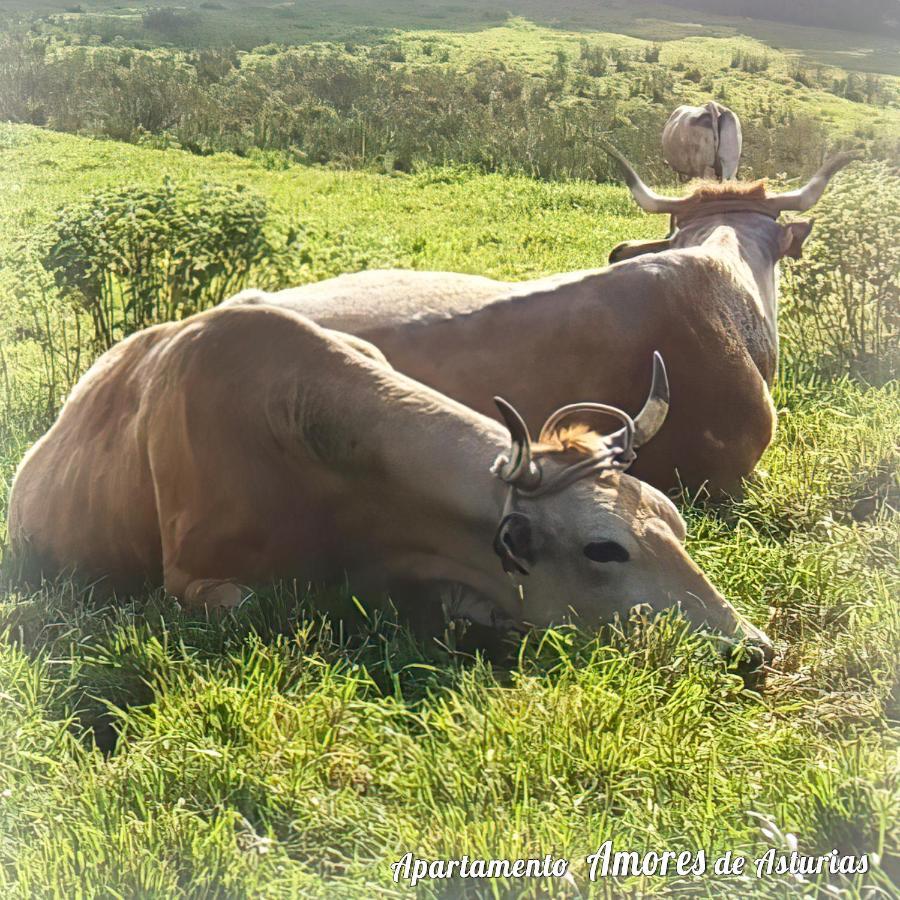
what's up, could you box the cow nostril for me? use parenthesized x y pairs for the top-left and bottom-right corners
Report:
(721, 637), (772, 690)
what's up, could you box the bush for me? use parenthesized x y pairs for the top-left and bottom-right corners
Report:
(731, 49), (769, 73)
(0, 32), (891, 186)
(42, 179), (299, 349)
(781, 161), (899, 383)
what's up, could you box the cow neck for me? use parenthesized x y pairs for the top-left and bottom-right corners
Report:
(355, 388), (519, 602)
(675, 213), (781, 379)
(339, 371), (511, 538)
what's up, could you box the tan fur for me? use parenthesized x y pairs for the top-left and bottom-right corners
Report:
(229, 229), (785, 495)
(688, 180), (768, 202)
(534, 425), (606, 458)
(223, 150), (848, 497)
(7, 304), (769, 651)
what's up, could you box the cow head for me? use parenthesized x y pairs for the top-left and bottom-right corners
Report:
(490, 353), (772, 679)
(602, 140), (856, 261)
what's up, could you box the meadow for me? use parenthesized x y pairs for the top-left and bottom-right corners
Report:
(4, 1), (899, 74)
(0, 3), (898, 897)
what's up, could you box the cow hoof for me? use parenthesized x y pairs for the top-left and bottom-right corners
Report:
(184, 579), (243, 614)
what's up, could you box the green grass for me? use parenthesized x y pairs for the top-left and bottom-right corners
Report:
(5, 1), (898, 74)
(389, 19), (900, 143)
(0, 124), (898, 897)
(0, 124), (662, 283)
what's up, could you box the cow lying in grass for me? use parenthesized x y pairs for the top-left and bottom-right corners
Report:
(8, 305), (771, 669)
(228, 151), (854, 495)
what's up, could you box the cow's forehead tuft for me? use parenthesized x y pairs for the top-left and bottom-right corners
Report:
(688, 179), (768, 202)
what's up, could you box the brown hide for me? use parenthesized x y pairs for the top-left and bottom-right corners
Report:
(7, 305), (771, 655)
(8, 307), (508, 604)
(228, 245), (778, 496)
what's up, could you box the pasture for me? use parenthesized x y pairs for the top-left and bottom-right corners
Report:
(0, 3), (898, 896)
(0, 121), (897, 897)
(4, 1), (899, 73)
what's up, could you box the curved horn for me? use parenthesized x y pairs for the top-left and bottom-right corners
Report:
(605, 351), (670, 453)
(765, 152), (859, 213)
(633, 351), (670, 447)
(493, 397), (541, 490)
(599, 139), (691, 215)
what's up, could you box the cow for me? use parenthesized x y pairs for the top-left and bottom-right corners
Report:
(225, 149), (854, 496)
(662, 102), (743, 181)
(7, 305), (771, 671)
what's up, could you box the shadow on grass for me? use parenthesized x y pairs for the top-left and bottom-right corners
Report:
(0, 570), (752, 756)
(0, 574), (516, 752)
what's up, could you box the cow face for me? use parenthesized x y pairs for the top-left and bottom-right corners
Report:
(490, 367), (773, 677)
(499, 471), (773, 676)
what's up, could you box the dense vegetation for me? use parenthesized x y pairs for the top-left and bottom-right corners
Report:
(1, 21), (898, 182)
(3, 2), (899, 74)
(0, 3), (897, 897)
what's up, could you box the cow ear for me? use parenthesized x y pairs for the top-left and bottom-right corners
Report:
(609, 237), (674, 264)
(492, 512), (533, 575)
(778, 220), (813, 259)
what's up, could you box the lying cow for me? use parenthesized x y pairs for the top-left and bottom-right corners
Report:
(662, 102), (743, 181)
(8, 305), (771, 667)
(226, 150), (853, 495)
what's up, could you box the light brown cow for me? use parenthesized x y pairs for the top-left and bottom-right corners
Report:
(662, 102), (743, 181)
(7, 305), (771, 666)
(226, 150), (854, 495)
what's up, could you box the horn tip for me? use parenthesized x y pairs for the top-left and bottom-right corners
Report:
(651, 351), (670, 402)
(493, 396), (532, 444)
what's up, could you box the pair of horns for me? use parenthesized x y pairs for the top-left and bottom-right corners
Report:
(600, 140), (858, 216)
(493, 352), (669, 493)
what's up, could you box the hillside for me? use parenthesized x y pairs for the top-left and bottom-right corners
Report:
(1, 18), (897, 190)
(667, 0), (899, 37)
(0, 1), (898, 73)
(0, 121), (898, 896)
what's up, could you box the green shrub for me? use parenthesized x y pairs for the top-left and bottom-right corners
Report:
(730, 49), (770, 73)
(42, 178), (299, 349)
(142, 8), (201, 36)
(781, 161), (899, 383)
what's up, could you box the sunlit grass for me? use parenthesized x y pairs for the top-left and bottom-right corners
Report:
(0, 124), (897, 896)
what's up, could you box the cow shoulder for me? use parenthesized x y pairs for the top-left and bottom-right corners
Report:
(188, 307), (388, 471)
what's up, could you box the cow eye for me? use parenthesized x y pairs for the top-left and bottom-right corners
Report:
(584, 541), (630, 563)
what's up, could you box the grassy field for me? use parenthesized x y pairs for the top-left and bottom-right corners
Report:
(0, 118), (898, 897)
(389, 19), (900, 142)
(3, 0), (898, 74)
(0, 4), (898, 897)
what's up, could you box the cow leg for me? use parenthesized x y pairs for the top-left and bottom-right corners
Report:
(164, 565), (243, 614)
(186, 579), (243, 612)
